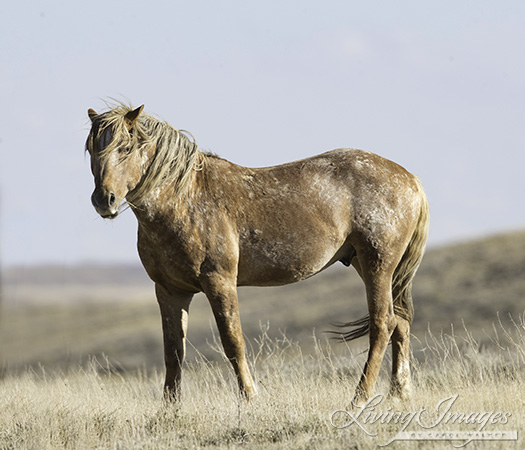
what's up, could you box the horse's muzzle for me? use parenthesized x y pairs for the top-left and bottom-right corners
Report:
(91, 189), (119, 219)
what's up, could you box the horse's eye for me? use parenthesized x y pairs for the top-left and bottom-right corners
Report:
(115, 139), (131, 155)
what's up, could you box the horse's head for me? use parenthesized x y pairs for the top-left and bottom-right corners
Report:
(86, 105), (146, 219)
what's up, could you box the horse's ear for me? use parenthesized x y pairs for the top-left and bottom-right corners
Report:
(124, 105), (144, 129)
(88, 108), (98, 123)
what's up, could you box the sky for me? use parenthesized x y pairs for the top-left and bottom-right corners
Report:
(1, 1), (524, 267)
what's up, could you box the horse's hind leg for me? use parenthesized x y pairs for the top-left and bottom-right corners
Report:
(390, 315), (412, 399)
(353, 260), (397, 405)
(202, 275), (257, 400)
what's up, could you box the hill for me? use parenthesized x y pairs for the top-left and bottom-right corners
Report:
(1, 229), (524, 373)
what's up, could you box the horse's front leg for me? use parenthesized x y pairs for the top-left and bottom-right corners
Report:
(201, 275), (257, 400)
(155, 283), (194, 401)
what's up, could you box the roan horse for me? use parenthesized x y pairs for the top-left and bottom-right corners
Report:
(86, 103), (429, 404)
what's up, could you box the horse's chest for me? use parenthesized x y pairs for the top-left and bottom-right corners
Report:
(137, 225), (202, 292)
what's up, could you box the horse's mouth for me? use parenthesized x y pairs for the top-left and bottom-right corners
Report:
(100, 211), (119, 220)
(96, 206), (120, 219)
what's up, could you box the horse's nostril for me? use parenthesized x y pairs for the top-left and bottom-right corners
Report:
(108, 192), (116, 207)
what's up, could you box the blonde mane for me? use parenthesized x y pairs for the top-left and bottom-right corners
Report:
(86, 103), (201, 206)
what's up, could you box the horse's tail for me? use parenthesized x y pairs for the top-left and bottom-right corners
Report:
(391, 179), (429, 324)
(333, 180), (429, 342)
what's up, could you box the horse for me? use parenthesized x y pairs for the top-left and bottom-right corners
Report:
(85, 103), (429, 404)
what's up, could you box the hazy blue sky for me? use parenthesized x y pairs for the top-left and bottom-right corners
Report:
(1, 1), (524, 267)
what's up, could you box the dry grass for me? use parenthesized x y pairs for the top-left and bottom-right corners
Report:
(2, 231), (525, 448)
(1, 316), (524, 450)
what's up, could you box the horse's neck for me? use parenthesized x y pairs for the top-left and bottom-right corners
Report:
(128, 120), (197, 204)
(131, 166), (198, 223)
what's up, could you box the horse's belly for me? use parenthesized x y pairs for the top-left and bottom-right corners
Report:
(237, 234), (342, 286)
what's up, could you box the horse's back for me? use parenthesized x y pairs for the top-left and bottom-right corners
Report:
(247, 148), (423, 235)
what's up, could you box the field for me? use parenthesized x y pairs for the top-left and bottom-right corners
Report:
(1, 230), (524, 448)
